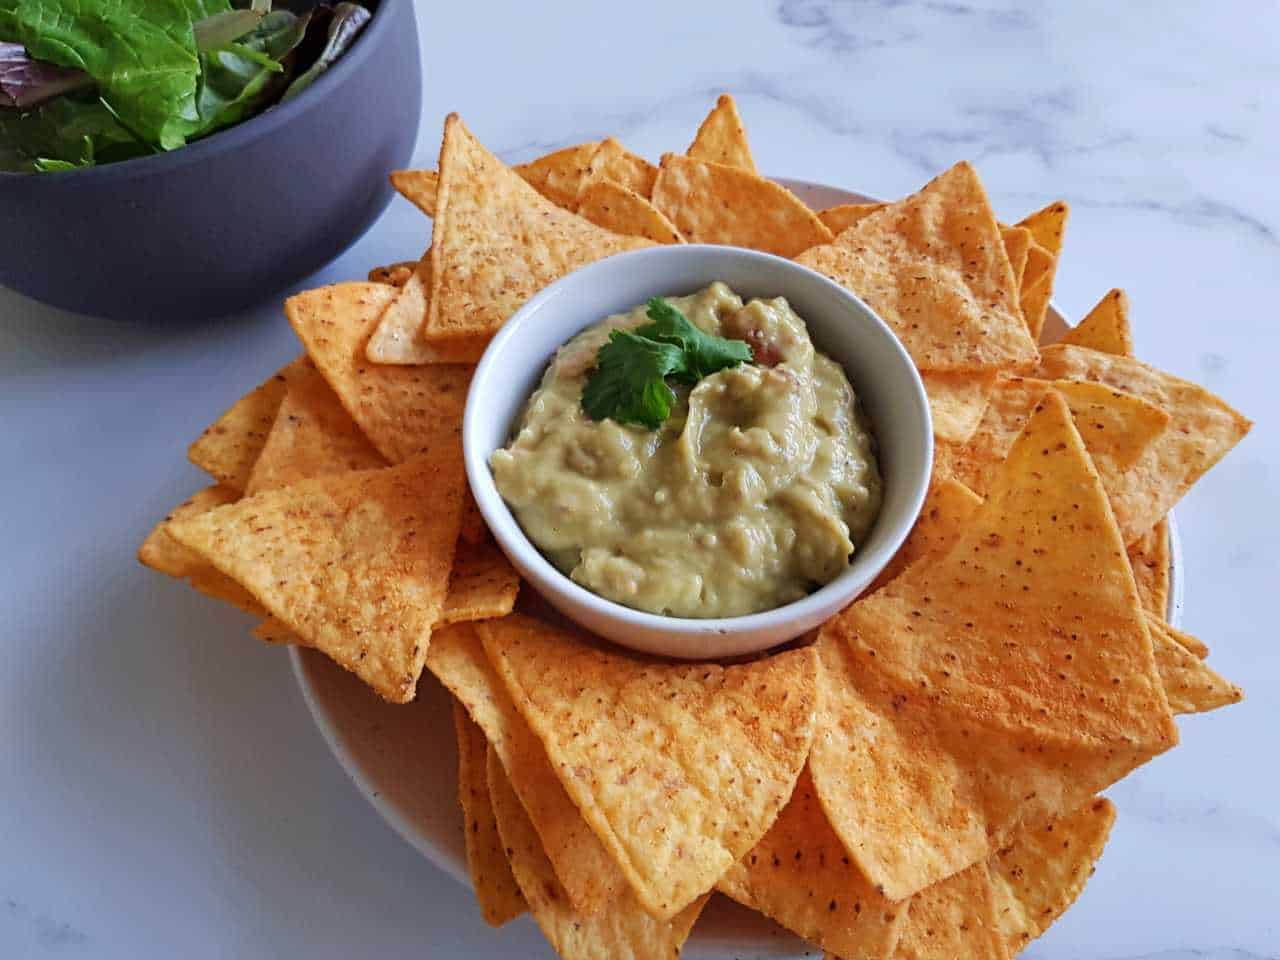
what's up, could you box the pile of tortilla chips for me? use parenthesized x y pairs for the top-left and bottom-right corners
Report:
(139, 95), (1251, 959)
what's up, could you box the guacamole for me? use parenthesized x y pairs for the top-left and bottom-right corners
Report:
(490, 282), (882, 618)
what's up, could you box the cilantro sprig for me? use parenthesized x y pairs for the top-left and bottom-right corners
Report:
(581, 298), (753, 429)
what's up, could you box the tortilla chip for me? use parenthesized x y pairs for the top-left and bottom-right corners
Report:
(244, 363), (386, 495)
(893, 863), (1008, 960)
(686, 93), (757, 173)
(459, 490), (487, 546)
(936, 379), (1172, 532)
(651, 153), (833, 258)
(1018, 241), (1057, 342)
(1037, 343), (1252, 542)
(390, 168), (439, 218)
(440, 538), (520, 625)
(1147, 615), (1241, 714)
(425, 624), (628, 915)
(366, 258), (491, 366)
(921, 370), (999, 443)
(452, 701), (526, 926)
(580, 137), (659, 198)
(366, 260), (416, 287)
(1017, 200), (1069, 259)
(989, 798), (1115, 954)
(1000, 225), (1033, 293)
(1060, 289), (1134, 357)
(1128, 518), (1171, 618)
(286, 282), (473, 463)
(486, 746), (708, 960)
(480, 614), (818, 920)
(718, 766), (906, 959)
(424, 116), (652, 342)
(797, 163), (1038, 371)
(516, 140), (604, 209)
(169, 455), (464, 703)
(1159, 615), (1209, 660)
(812, 393), (1176, 900)
(391, 142), (608, 219)
(576, 177), (683, 244)
(139, 485), (266, 616)
(817, 202), (884, 236)
(187, 357), (307, 492)
(870, 478), (983, 592)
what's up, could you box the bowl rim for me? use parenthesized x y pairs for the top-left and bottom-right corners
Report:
(463, 243), (933, 649)
(0, 0), (404, 183)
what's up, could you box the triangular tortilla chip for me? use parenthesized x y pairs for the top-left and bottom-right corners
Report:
(921, 369), (999, 443)
(286, 282), (473, 463)
(1037, 343), (1252, 542)
(138, 485), (266, 616)
(486, 746), (708, 960)
(390, 168), (439, 218)
(424, 116), (652, 342)
(366, 256), (491, 365)
(933, 379), (1173, 532)
(169, 455), (464, 703)
(440, 538), (520, 625)
(517, 140), (606, 208)
(718, 765), (906, 959)
(367, 260), (416, 287)
(651, 153), (833, 257)
(480, 614), (818, 920)
(797, 163), (1038, 371)
(1128, 518), (1170, 618)
(869, 478), (983, 592)
(244, 363), (386, 495)
(390, 142), (607, 219)
(1017, 200), (1069, 259)
(1147, 615), (1241, 714)
(580, 137), (658, 198)
(1060, 288), (1134, 356)
(187, 357), (307, 492)
(893, 862), (1008, 960)
(812, 393), (1177, 899)
(576, 176), (683, 243)
(1017, 238), (1058, 342)
(818, 202), (884, 236)
(425, 624), (628, 915)
(989, 798), (1115, 955)
(1000, 225), (1033, 294)
(453, 701), (526, 927)
(1157, 614), (1209, 660)
(687, 93), (757, 172)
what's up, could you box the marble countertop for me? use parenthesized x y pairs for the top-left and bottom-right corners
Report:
(2, 2), (1276, 957)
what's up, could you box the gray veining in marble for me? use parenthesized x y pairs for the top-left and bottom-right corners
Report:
(2, 1), (1276, 957)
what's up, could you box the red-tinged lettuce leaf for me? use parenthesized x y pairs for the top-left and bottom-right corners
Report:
(280, 1), (369, 102)
(0, 40), (90, 108)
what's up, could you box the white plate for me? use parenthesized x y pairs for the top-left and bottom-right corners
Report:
(289, 179), (1183, 956)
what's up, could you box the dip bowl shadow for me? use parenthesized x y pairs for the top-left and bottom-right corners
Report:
(464, 245), (933, 660)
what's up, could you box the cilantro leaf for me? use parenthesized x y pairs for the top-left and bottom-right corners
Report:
(581, 330), (688, 430)
(635, 297), (753, 382)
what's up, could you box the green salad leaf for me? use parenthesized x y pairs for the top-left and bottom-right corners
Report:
(3, 0), (232, 150)
(193, 8), (306, 136)
(280, 1), (368, 102)
(0, 91), (145, 169)
(581, 330), (688, 430)
(581, 298), (755, 429)
(635, 297), (754, 382)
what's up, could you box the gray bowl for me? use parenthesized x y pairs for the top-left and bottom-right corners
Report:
(0, 0), (421, 321)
